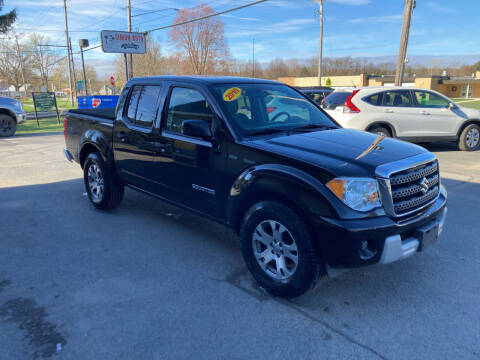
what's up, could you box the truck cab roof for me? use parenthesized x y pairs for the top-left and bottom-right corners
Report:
(126, 75), (282, 86)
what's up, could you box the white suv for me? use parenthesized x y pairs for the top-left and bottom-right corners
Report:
(322, 87), (480, 151)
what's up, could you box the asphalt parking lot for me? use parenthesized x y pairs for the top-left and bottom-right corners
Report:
(1, 133), (479, 360)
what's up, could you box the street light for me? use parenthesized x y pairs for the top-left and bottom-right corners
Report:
(79, 39), (89, 96)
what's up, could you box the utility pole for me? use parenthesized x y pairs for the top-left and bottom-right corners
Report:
(252, 38), (255, 78)
(69, 37), (78, 97)
(14, 35), (26, 97)
(395, 0), (415, 86)
(63, 0), (74, 105)
(315, 0), (324, 87)
(127, 0), (133, 79)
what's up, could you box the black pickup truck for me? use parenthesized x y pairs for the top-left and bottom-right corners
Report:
(64, 76), (447, 297)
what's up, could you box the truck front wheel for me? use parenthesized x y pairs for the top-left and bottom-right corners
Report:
(240, 201), (323, 298)
(83, 152), (124, 210)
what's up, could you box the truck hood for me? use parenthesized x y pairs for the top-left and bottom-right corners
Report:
(245, 128), (427, 177)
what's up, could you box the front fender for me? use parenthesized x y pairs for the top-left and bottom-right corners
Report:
(226, 164), (338, 230)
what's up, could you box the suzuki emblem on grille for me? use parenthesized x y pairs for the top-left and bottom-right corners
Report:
(419, 177), (430, 194)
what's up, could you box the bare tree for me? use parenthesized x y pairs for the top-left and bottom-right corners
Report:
(0, 37), (31, 91)
(169, 4), (228, 75)
(28, 34), (60, 90)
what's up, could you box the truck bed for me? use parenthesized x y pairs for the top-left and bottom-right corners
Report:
(68, 108), (115, 120)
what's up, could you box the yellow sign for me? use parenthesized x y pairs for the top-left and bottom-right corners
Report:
(223, 87), (242, 102)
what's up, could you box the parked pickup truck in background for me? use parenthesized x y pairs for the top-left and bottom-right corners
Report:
(64, 76), (447, 297)
(0, 96), (26, 137)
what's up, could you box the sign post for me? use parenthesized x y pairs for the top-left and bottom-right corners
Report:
(32, 92), (61, 127)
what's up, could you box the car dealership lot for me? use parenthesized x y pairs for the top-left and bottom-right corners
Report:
(0, 134), (479, 360)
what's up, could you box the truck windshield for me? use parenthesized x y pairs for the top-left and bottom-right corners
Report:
(213, 83), (337, 137)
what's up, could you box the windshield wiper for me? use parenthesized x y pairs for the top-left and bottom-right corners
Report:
(290, 124), (337, 131)
(247, 127), (294, 136)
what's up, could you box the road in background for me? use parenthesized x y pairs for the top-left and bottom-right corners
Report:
(0, 135), (479, 360)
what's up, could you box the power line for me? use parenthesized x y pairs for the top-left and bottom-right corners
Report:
(132, 7), (179, 18)
(143, 0), (268, 34)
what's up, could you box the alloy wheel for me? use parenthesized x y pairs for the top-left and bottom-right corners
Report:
(252, 220), (299, 281)
(87, 164), (104, 203)
(466, 127), (480, 149)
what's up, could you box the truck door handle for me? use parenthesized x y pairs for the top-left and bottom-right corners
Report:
(420, 111), (430, 115)
(145, 141), (169, 153)
(384, 109), (394, 113)
(116, 131), (127, 142)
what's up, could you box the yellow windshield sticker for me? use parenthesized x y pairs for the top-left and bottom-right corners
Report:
(223, 87), (242, 102)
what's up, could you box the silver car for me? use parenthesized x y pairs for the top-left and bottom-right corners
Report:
(0, 96), (26, 137)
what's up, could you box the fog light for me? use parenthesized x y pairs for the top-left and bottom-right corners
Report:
(359, 239), (377, 260)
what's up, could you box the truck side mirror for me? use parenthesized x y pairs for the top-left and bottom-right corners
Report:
(182, 119), (212, 140)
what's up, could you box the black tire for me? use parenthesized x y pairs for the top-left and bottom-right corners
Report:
(240, 201), (323, 298)
(0, 114), (17, 137)
(368, 126), (391, 137)
(83, 152), (124, 210)
(458, 124), (480, 151)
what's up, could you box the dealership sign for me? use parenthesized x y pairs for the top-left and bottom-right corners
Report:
(100, 30), (146, 54)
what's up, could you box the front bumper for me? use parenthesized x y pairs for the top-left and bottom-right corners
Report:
(313, 185), (447, 270)
(16, 112), (27, 124)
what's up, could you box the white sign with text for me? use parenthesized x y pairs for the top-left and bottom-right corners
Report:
(100, 30), (146, 54)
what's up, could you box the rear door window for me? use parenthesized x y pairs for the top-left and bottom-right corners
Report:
(127, 85), (142, 123)
(135, 85), (162, 128)
(382, 90), (412, 107)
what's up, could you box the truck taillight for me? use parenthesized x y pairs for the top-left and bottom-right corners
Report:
(343, 90), (360, 113)
(63, 117), (68, 140)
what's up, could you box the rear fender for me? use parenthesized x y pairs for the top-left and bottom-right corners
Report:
(79, 129), (112, 167)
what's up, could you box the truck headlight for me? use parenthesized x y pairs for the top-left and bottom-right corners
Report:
(326, 177), (381, 212)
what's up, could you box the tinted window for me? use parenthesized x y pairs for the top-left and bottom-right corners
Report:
(323, 91), (351, 106)
(127, 86), (142, 122)
(166, 87), (213, 134)
(414, 91), (449, 108)
(365, 93), (382, 106)
(135, 85), (161, 128)
(383, 90), (412, 107)
(115, 86), (129, 121)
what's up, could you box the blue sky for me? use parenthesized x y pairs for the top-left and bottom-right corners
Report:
(6, 0), (480, 77)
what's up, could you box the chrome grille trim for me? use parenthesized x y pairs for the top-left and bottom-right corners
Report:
(375, 153), (440, 218)
(392, 174), (439, 199)
(390, 162), (438, 186)
(393, 186), (439, 213)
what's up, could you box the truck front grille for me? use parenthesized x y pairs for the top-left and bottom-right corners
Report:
(389, 160), (440, 216)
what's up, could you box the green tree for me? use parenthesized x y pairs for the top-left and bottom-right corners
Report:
(475, 61), (480, 71)
(0, 0), (16, 33)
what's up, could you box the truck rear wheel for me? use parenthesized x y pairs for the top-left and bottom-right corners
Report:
(83, 152), (124, 210)
(0, 114), (16, 137)
(240, 201), (323, 298)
